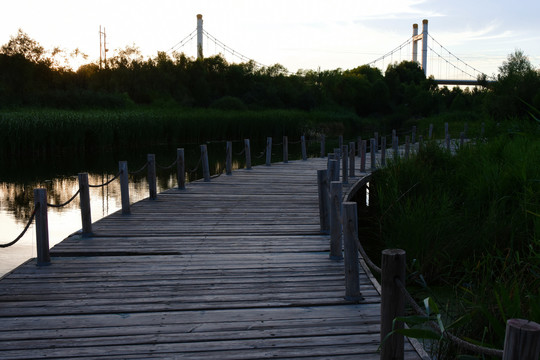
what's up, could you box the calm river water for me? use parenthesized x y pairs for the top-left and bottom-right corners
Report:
(0, 140), (314, 277)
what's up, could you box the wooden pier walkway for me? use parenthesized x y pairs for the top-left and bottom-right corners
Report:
(0, 158), (423, 359)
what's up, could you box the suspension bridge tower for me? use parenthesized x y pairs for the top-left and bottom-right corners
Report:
(412, 19), (428, 76)
(197, 14), (203, 60)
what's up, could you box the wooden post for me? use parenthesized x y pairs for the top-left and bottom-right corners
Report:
(349, 142), (355, 178)
(34, 188), (50, 266)
(331, 158), (340, 182)
(370, 138), (376, 170)
(393, 135), (399, 158)
(341, 145), (348, 184)
(266, 137), (272, 166)
(147, 154), (157, 200)
(381, 136), (386, 166)
(381, 249), (406, 360)
(503, 319), (540, 360)
(327, 153), (334, 177)
(360, 140), (366, 172)
(343, 202), (362, 301)
(78, 173), (92, 236)
(320, 135), (326, 158)
(329, 181), (343, 261)
(429, 123), (433, 139)
(317, 169), (330, 234)
(201, 144), (210, 181)
(357, 136), (362, 157)
(301, 135), (307, 161)
(338, 135), (343, 151)
(405, 136), (410, 159)
(460, 132), (465, 148)
(244, 139), (252, 170)
(226, 142), (232, 175)
(374, 132), (379, 153)
(119, 161), (130, 215)
(283, 136), (288, 163)
(334, 147), (341, 160)
(177, 148), (186, 188)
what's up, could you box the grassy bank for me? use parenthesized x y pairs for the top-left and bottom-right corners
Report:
(367, 119), (540, 358)
(0, 106), (361, 160)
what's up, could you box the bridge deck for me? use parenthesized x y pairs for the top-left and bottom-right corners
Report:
(0, 158), (422, 359)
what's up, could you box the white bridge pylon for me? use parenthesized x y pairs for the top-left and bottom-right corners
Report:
(412, 19), (428, 76)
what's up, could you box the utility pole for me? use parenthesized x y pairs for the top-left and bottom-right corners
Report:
(99, 26), (108, 69)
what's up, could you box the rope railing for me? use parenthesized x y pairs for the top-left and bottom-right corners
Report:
(47, 189), (81, 208)
(128, 161), (149, 175)
(89, 170), (122, 188)
(0, 206), (37, 248)
(156, 158), (178, 170)
(188, 155), (203, 174)
(394, 277), (504, 357)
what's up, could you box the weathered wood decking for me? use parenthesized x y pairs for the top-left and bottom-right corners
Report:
(0, 158), (423, 359)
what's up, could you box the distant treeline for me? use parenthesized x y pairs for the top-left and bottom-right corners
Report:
(2, 30), (540, 124)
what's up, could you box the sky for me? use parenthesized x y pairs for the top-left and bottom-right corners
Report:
(1, 0), (540, 78)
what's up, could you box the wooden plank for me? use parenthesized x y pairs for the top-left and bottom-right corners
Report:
(0, 157), (424, 359)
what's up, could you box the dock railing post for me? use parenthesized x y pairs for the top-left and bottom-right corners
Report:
(119, 161), (130, 215)
(341, 144), (348, 184)
(381, 136), (386, 166)
(381, 249), (406, 360)
(405, 136), (410, 159)
(226, 142), (232, 175)
(329, 181), (343, 260)
(201, 144), (210, 182)
(374, 132), (379, 153)
(370, 138), (376, 170)
(78, 173), (92, 236)
(357, 136), (362, 157)
(177, 148), (186, 189)
(244, 139), (252, 170)
(349, 142), (355, 178)
(283, 136), (288, 163)
(360, 140), (366, 172)
(147, 154), (157, 200)
(266, 137), (272, 166)
(502, 319), (540, 360)
(338, 135), (343, 151)
(429, 123), (434, 139)
(320, 135), (325, 158)
(317, 169), (330, 234)
(34, 188), (50, 266)
(393, 136), (399, 159)
(343, 202), (362, 301)
(301, 135), (307, 161)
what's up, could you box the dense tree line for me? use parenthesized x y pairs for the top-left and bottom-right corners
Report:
(2, 30), (540, 122)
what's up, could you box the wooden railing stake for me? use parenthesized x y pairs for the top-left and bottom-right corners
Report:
(370, 138), (376, 170)
(343, 202), (362, 301)
(119, 161), (130, 215)
(329, 181), (343, 261)
(266, 137), (272, 166)
(226, 142), (232, 175)
(317, 169), (330, 234)
(147, 154), (157, 200)
(341, 145), (348, 184)
(177, 148), (186, 188)
(360, 140), (367, 172)
(34, 188), (50, 266)
(301, 135), (307, 161)
(381, 249), (406, 360)
(349, 142), (355, 178)
(201, 144), (210, 182)
(244, 139), (252, 170)
(78, 173), (92, 236)
(502, 319), (540, 360)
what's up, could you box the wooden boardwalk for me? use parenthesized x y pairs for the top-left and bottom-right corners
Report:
(0, 158), (424, 359)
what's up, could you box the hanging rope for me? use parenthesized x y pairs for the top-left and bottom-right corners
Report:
(128, 161), (149, 175)
(0, 206), (37, 248)
(188, 155), (203, 174)
(89, 171), (122, 188)
(47, 189), (81, 208)
(157, 158), (178, 171)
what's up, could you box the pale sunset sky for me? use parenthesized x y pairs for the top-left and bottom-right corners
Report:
(1, 0), (540, 78)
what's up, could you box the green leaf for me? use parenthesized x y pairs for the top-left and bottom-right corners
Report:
(394, 328), (441, 340)
(394, 315), (430, 326)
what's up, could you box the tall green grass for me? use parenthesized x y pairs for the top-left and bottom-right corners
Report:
(369, 120), (540, 358)
(0, 107), (361, 161)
